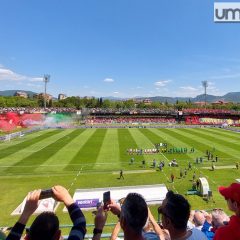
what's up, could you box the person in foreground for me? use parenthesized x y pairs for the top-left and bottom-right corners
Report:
(213, 183), (240, 240)
(158, 191), (207, 240)
(6, 185), (86, 240)
(108, 192), (149, 240)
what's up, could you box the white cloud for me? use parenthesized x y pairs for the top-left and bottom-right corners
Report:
(29, 77), (43, 82)
(113, 91), (119, 94)
(0, 67), (26, 81)
(0, 66), (42, 82)
(154, 80), (171, 87)
(104, 78), (114, 83)
(180, 86), (199, 91)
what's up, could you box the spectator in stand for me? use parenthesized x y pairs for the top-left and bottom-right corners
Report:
(211, 209), (229, 230)
(6, 186), (86, 240)
(214, 183), (240, 240)
(107, 193), (149, 240)
(202, 209), (229, 240)
(193, 211), (205, 231)
(109, 204), (166, 240)
(158, 191), (207, 240)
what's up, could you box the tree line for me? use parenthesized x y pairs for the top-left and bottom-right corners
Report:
(0, 95), (240, 111)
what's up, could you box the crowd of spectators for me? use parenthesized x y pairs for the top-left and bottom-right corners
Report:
(1, 108), (240, 132)
(90, 108), (177, 115)
(0, 107), (77, 114)
(185, 116), (240, 126)
(2, 182), (240, 240)
(1, 107), (240, 116)
(182, 109), (240, 115)
(86, 117), (176, 125)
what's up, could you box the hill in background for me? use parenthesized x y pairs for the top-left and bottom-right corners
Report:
(108, 92), (240, 103)
(0, 90), (37, 98)
(1, 90), (240, 103)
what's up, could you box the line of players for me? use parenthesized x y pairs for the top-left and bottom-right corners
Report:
(128, 149), (239, 172)
(129, 157), (167, 170)
(127, 146), (195, 155)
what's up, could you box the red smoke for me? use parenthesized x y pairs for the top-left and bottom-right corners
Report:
(0, 113), (43, 132)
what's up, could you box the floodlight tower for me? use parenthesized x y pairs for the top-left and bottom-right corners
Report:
(202, 80), (208, 107)
(43, 74), (50, 109)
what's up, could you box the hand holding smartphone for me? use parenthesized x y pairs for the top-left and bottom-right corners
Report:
(39, 189), (54, 199)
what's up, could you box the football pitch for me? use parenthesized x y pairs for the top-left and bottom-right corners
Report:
(0, 127), (240, 226)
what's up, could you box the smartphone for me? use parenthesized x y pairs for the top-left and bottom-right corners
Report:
(103, 191), (110, 208)
(39, 189), (54, 199)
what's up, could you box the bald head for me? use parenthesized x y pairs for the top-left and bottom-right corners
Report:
(193, 211), (205, 227)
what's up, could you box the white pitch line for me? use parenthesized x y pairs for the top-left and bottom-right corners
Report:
(68, 167), (83, 191)
(159, 151), (170, 163)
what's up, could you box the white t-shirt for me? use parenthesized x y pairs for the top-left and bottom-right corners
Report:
(187, 220), (195, 230)
(187, 228), (208, 240)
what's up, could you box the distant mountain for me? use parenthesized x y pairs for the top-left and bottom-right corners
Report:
(105, 92), (240, 103)
(0, 90), (37, 97)
(193, 94), (221, 102)
(193, 92), (240, 103)
(139, 96), (190, 104)
(222, 92), (240, 102)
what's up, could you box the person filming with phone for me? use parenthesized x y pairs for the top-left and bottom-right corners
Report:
(6, 185), (86, 240)
(105, 192), (149, 240)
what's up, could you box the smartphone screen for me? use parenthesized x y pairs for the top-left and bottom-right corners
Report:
(103, 191), (110, 206)
(39, 189), (54, 199)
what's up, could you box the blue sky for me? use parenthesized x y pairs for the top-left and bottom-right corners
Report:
(0, 0), (240, 98)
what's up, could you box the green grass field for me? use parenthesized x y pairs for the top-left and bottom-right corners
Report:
(0, 127), (240, 228)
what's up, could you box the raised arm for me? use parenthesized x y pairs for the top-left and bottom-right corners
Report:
(6, 189), (41, 240)
(92, 206), (108, 240)
(52, 185), (86, 240)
